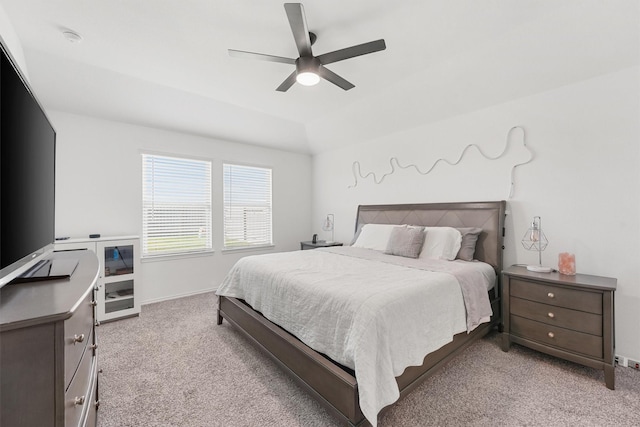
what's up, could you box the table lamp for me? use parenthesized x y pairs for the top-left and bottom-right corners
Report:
(322, 214), (334, 243)
(521, 216), (552, 273)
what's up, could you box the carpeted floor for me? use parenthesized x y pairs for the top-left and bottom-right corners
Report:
(97, 292), (640, 427)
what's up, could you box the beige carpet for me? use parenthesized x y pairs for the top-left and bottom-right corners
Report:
(97, 292), (640, 427)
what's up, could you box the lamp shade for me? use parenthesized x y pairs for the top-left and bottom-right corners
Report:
(521, 217), (548, 251)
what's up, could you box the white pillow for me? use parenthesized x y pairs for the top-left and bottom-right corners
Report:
(419, 227), (462, 261)
(352, 224), (400, 251)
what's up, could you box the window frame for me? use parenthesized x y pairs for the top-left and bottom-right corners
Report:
(222, 162), (274, 252)
(141, 152), (213, 259)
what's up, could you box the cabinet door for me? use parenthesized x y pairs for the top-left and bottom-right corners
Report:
(95, 239), (140, 321)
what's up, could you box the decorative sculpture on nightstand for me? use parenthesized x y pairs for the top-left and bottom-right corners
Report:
(558, 252), (576, 275)
(521, 216), (552, 273)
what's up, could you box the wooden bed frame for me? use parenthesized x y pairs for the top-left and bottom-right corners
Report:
(218, 201), (506, 426)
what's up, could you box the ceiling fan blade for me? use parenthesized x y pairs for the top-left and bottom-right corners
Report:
(284, 3), (312, 57)
(317, 66), (355, 91)
(276, 70), (298, 92)
(228, 49), (296, 65)
(317, 39), (386, 65)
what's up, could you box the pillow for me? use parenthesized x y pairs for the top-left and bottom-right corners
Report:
(351, 224), (399, 251)
(384, 226), (425, 258)
(456, 227), (483, 261)
(418, 227), (462, 261)
(349, 226), (363, 246)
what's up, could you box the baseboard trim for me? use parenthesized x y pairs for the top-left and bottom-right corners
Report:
(141, 288), (215, 306)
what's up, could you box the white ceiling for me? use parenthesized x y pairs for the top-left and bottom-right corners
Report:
(1, 0), (638, 154)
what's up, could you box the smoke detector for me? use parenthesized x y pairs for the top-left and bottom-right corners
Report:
(62, 30), (83, 43)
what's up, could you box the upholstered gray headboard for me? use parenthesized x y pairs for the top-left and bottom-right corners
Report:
(355, 201), (506, 273)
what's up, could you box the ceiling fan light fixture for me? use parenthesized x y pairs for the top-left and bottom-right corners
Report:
(296, 71), (320, 86)
(295, 56), (321, 86)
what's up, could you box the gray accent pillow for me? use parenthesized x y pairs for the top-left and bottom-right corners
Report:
(456, 227), (483, 261)
(384, 226), (425, 258)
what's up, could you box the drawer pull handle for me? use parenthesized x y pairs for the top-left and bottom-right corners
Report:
(90, 300), (98, 307)
(548, 332), (555, 338)
(74, 396), (85, 406)
(548, 312), (555, 318)
(547, 292), (555, 298)
(90, 344), (98, 350)
(73, 334), (85, 344)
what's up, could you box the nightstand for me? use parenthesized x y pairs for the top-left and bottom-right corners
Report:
(501, 265), (616, 389)
(300, 241), (344, 250)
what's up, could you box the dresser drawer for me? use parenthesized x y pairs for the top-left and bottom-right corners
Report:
(65, 291), (95, 389)
(511, 279), (602, 314)
(511, 315), (603, 359)
(65, 342), (94, 427)
(510, 297), (602, 336)
(82, 360), (98, 427)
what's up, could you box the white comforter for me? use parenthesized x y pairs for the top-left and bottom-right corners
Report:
(216, 247), (494, 426)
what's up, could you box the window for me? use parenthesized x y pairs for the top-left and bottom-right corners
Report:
(142, 154), (212, 257)
(223, 163), (272, 249)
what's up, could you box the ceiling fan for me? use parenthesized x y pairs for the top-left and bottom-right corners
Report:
(228, 3), (386, 92)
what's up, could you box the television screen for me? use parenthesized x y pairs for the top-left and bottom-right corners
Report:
(0, 42), (56, 286)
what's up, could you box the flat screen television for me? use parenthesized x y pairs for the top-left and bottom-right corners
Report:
(0, 40), (56, 288)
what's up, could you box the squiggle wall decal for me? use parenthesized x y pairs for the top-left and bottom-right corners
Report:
(348, 126), (534, 198)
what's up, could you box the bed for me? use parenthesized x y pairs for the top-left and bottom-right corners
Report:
(217, 201), (506, 426)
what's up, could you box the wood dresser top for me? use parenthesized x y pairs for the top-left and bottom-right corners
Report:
(503, 265), (617, 291)
(0, 250), (99, 332)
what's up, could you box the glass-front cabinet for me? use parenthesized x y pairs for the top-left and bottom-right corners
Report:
(97, 239), (140, 321)
(56, 236), (141, 322)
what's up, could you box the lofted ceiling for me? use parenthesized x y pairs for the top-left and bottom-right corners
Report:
(1, 0), (638, 154)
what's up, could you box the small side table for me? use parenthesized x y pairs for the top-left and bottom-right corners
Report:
(300, 241), (343, 250)
(501, 265), (616, 389)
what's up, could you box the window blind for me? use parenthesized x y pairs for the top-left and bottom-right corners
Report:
(142, 154), (212, 257)
(223, 163), (272, 249)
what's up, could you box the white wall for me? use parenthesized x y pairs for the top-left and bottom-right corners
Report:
(52, 111), (312, 303)
(0, 3), (28, 79)
(312, 66), (640, 361)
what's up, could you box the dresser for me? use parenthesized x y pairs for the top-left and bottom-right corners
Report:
(0, 250), (100, 426)
(501, 265), (616, 389)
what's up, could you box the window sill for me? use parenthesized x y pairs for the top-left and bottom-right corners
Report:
(141, 250), (214, 263)
(221, 245), (275, 254)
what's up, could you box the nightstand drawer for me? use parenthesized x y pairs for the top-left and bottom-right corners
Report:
(511, 315), (603, 359)
(510, 297), (602, 336)
(511, 279), (602, 314)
